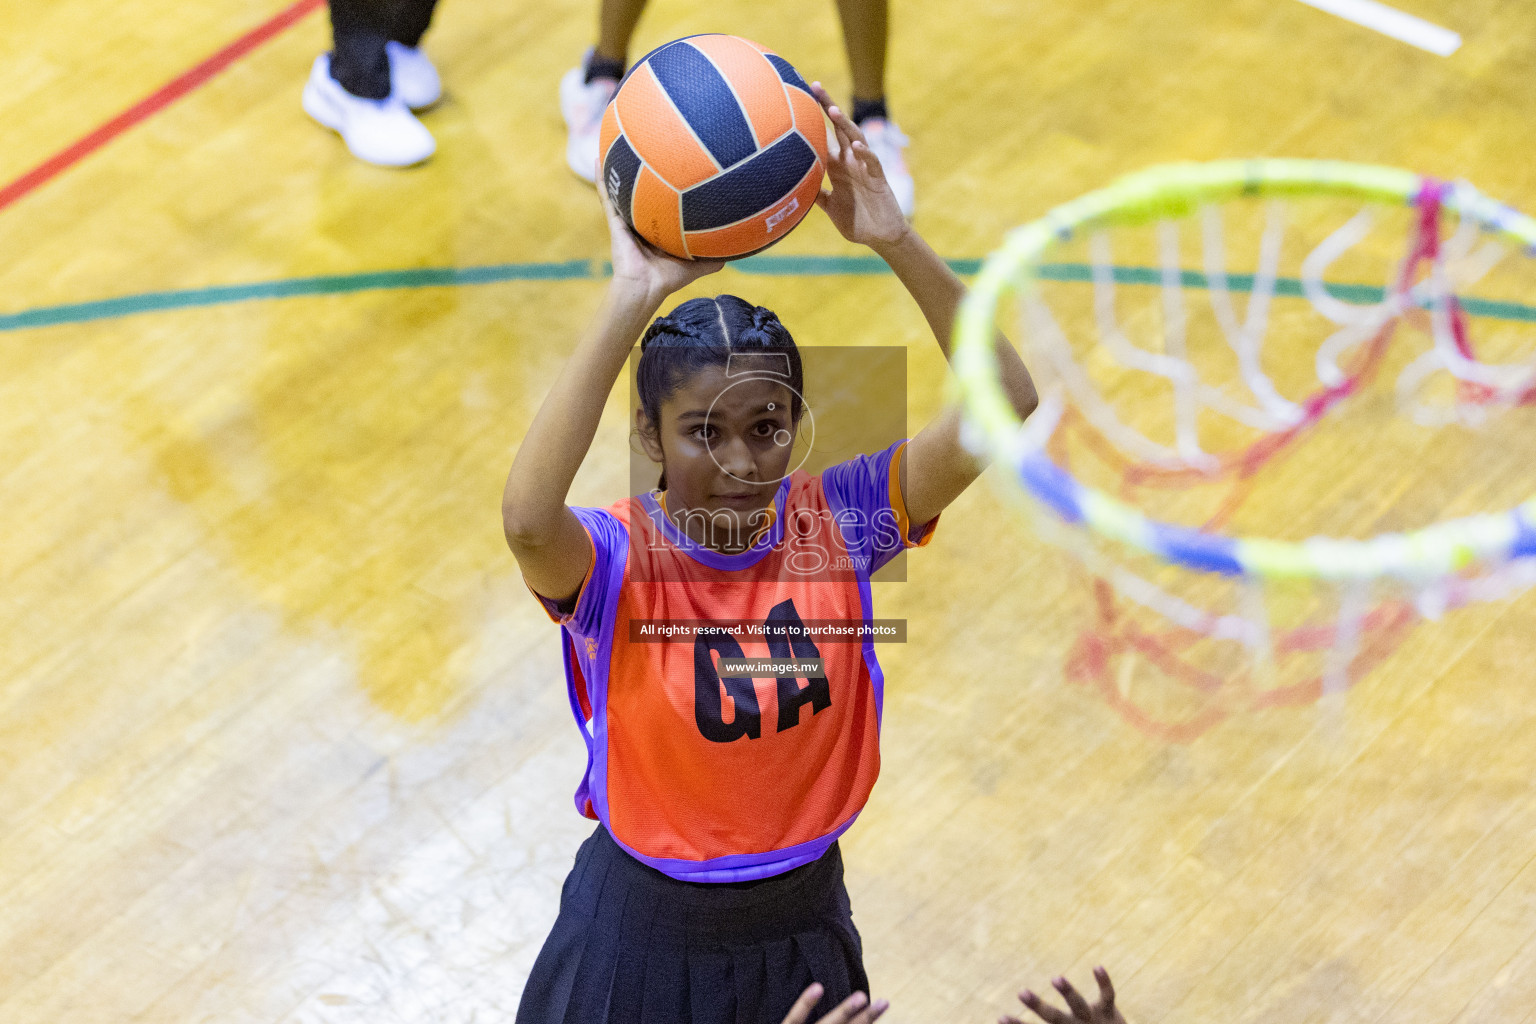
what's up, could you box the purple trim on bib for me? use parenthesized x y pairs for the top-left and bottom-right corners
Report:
(820, 456), (891, 734)
(555, 508), (632, 824)
(610, 812), (862, 882)
(856, 573), (885, 731)
(558, 634), (596, 817)
(639, 479), (791, 572)
(584, 530), (628, 828)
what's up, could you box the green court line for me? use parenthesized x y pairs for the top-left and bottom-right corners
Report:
(0, 260), (598, 332)
(2, 255), (1532, 333)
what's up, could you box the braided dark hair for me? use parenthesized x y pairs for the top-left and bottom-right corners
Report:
(637, 295), (804, 491)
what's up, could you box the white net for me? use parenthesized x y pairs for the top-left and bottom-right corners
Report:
(960, 164), (1536, 740)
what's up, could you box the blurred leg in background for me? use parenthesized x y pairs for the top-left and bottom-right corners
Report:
(560, 0), (645, 183)
(304, 0), (444, 166)
(834, 0), (913, 216)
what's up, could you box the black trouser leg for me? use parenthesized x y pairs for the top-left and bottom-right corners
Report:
(327, 0), (441, 100)
(390, 0), (440, 48)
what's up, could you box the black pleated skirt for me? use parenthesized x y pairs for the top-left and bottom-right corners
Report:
(516, 825), (868, 1024)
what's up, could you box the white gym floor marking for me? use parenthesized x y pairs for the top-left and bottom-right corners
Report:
(1294, 0), (1461, 56)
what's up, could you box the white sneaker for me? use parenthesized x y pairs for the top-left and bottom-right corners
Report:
(560, 49), (618, 184)
(859, 118), (915, 218)
(386, 40), (441, 110)
(303, 54), (435, 167)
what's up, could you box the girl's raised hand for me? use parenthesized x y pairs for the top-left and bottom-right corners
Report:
(601, 181), (724, 301)
(810, 82), (908, 250)
(779, 984), (890, 1024)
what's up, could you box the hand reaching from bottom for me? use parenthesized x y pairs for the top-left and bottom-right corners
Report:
(780, 983), (889, 1024)
(1004, 967), (1124, 1024)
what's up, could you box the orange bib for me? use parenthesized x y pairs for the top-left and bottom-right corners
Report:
(532, 441), (934, 881)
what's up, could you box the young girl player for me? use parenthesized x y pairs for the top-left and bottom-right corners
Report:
(503, 87), (1038, 1024)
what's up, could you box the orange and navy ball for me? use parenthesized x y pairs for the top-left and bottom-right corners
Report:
(598, 35), (829, 261)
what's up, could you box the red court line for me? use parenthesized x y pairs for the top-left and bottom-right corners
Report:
(0, 0), (325, 215)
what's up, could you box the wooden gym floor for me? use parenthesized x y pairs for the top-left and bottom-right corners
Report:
(4, 0), (1536, 1021)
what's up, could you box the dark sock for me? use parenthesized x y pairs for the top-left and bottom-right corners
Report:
(585, 53), (626, 84)
(851, 97), (888, 125)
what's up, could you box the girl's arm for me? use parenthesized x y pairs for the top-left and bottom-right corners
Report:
(502, 194), (722, 604)
(811, 85), (1037, 530)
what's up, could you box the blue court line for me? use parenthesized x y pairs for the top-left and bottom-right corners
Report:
(1, 255), (1532, 333)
